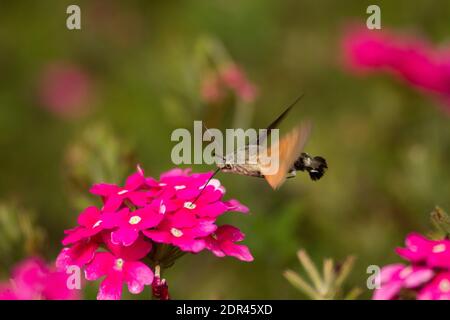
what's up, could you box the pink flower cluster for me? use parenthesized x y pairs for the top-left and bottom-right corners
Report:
(342, 27), (450, 113)
(0, 257), (79, 300)
(201, 64), (258, 104)
(374, 233), (450, 300)
(57, 166), (252, 299)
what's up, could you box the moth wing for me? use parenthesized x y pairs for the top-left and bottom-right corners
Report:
(261, 122), (311, 189)
(251, 94), (304, 146)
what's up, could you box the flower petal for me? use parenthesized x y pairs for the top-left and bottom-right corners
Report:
(111, 227), (139, 247)
(124, 261), (154, 294)
(85, 252), (115, 281)
(56, 240), (99, 271)
(404, 268), (434, 288)
(221, 241), (254, 262)
(373, 281), (403, 300)
(97, 271), (123, 300)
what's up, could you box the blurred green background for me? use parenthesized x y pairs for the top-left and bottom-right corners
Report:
(0, 0), (449, 299)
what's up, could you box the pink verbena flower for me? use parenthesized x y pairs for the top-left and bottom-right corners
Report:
(144, 212), (217, 252)
(85, 235), (153, 300)
(396, 233), (450, 268)
(102, 205), (165, 246)
(205, 225), (254, 262)
(373, 232), (450, 300)
(90, 166), (153, 211)
(62, 206), (104, 245)
(221, 64), (258, 103)
(373, 264), (434, 300)
(143, 168), (249, 253)
(56, 237), (100, 270)
(0, 257), (79, 300)
(417, 272), (450, 300)
(342, 26), (450, 114)
(57, 165), (253, 300)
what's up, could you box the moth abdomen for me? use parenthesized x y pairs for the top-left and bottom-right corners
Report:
(293, 153), (328, 181)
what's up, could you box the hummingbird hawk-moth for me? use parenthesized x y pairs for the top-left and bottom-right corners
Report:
(202, 95), (328, 191)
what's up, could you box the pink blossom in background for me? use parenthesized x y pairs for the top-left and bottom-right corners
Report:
(342, 27), (450, 114)
(201, 64), (258, 104)
(0, 257), (79, 300)
(373, 264), (434, 300)
(57, 165), (253, 300)
(373, 233), (450, 300)
(37, 62), (94, 119)
(221, 64), (258, 103)
(418, 272), (450, 300)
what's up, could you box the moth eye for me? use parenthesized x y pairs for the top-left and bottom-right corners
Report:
(225, 164), (232, 170)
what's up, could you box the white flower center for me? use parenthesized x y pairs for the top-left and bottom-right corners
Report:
(117, 189), (128, 195)
(129, 216), (141, 225)
(432, 244), (446, 253)
(439, 279), (450, 292)
(174, 185), (186, 190)
(170, 228), (183, 238)
(114, 258), (124, 271)
(159, 183), (167, 187)
(92, 220), (102, 228)
(184, 201), (196, 210)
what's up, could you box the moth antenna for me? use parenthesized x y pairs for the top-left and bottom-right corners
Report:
(192, 167), (221, 204)
(203, 123), (226, 163)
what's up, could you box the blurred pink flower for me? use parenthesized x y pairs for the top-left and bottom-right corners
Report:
(342, 27), (450, 113)
(418, 272), (450, 300)
(221, 64), (258, 103)
(373, 233), (450, 300)
(201, 64), (258, 104)
(0, 257), (79, 300)
(57, 165), (253, 299)
(37, 62), (94, 118)
(373, 264), (434, 300)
